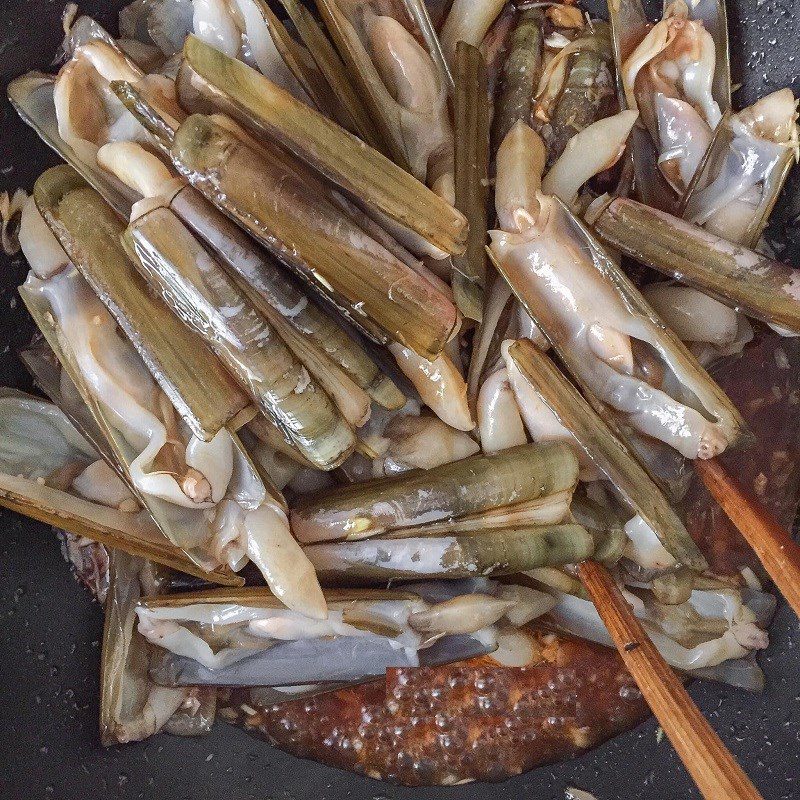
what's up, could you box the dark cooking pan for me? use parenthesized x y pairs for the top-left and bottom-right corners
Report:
(0, 1), (798, 798)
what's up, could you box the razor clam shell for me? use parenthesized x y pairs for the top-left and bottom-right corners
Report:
(590, 195), (800, 333)
(101, 550), (147, 746)
(607, 0), (679, 212)
(451, 42), (489, 322)
(290, 441), (580, 543)
(7, 73), (136, 219)
(19, 339), (121, 471)
(304, 525), (596, 582)
(149, 632), (492, 688)
(252, 0), (341, 118)
(165, 113), (459, 360)
(123, 205), (356, 471)
(34, 166), (254, 441)
(314, 0), (413, 172)
(59, 13), (121, 61)
(168, 185), (404, 409)
(20, 341), (290, 525)
(493, 199), (748, 453)
(401, 0), (454, 94)
(491, 7), (544, 149)
(507, 339), (707, 571)
(0, 470), (230, 583)
(176, 34), (467, 257)
(544, 24), (616, 167)
(245, 628), (496, 702)
(547, 588), (769, 691)
(140, 586), (421, 609)
(681, 115), (796, 249)
(100, 551), (192, 745)
(149, 637), (417, 687)
(18, 268), (246, 584)
(278, 0), (386, 147)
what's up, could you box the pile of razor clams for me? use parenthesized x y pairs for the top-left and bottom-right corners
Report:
(1, 0), (799, 785)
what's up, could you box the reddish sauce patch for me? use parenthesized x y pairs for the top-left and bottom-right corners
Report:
(223, 629), (648, 785)
(685, 334), (800, 577)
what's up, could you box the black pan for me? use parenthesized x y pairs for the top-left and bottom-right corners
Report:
(0, 1), (798, 798)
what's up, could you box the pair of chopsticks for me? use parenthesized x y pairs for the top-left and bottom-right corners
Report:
(581, 461), (800, 800)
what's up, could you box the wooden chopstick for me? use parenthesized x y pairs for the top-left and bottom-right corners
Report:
(695, 457), (800, 618)
(578, 560), (764, 800)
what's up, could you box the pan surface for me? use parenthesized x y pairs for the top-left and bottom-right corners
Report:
(0, 1), (798, 798)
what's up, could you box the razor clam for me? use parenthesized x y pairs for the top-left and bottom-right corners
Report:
(682, 90), (800, 249)
(19, 335), (122, 470)
(0, 389), (230, 581)
(507, 339), (707, 571)
(100, 146), (358, 469)
(12, 36), (251, 438)
(400, 0), (453, 94)
(571, 492), (629, 565)
(35, 165), (253, 440)
(465, 271), (518, 414)
(314, 0), (455, 198)
(588, 194), (800, 333)
(7, 73), (137, 218)
(175, 34), (467, 255)
(138, 586), (499, 688)
(101, 550), (206, 744)
(611, 0), (726, 206)
(184, 0), (308, 100)
(451, 42), (489, 321)
(52, 33), (185, 169)
(278, 0), (385, 146)
(122, 212), (359, 466)
(98, 141), (404, 410)
(119, 0), (194, 57)
(305, 525), (596, 581)
(20, 192), (325, 612)
(640, 283), (742, 348)
(291, 441), (579, 543)
(364, 410), (480, 478)
(387, 343), (474, 431)
(248, 0), (339, 115)
(492, 6), (545, 149)
(547, 585), (771, 686)
(116, 88), (460, 361)
(541, 22), (617, 167)
(669, 0), (730, 114)
(491, 123), (746, 463)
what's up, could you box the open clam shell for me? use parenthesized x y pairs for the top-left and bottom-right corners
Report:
(137, 586), (505, 689)
(101, 551), (212, 745)
(0, 389), (228, 582)
(18, 261), (249, 583)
